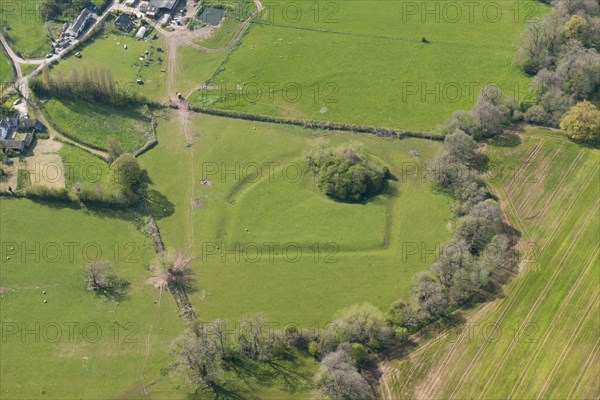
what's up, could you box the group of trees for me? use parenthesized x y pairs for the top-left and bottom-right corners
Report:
(170, 304), (393, 399)
(441, 85), (518, 139)
(171, 314), (295, 391)
(32, 67), (146, 106)
(389, 131), (519, 331)
(516, 0), (600, 132)
(305, 141), (391, 202)
(40, 0), (90, 21)
(441, 0), (599, 142)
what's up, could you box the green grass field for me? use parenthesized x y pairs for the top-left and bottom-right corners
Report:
(51, 30), (167, 103)
(0, 46), (14, 84)
(175, 46), (228, 96)
(0, 198), (186, 399)
(59, 142), (110, 188)
(139, 113), (452, 326)
(19, 63), (37, 77)
(0, 0), (51, 58)
(378, 128), (600, 399)
(45, 98), (154, 152)
(188, 0), (547, 131)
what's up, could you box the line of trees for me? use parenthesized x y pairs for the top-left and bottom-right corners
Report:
(440, 0), (599, 140)
(165, 133), (519, 399)
(388, 131), (519, 333)
(190, 105), (444, 140)
(441, 85), (519, 140)
(31, 67), (148, 106)
(170, 304), (393, 399)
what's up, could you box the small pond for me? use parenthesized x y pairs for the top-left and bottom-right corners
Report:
(199, 7), (225, 26)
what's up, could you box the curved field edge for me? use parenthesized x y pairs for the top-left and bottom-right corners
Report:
(139, 112), (454, 326)
(377, 128), (600, 400)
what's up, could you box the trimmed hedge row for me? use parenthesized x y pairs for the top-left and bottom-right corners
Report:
(188, 105), (445, 140)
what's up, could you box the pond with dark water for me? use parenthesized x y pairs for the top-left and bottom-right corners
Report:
(199, 7), (225, 26)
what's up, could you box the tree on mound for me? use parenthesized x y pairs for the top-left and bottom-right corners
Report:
(305, 143), (391, 202)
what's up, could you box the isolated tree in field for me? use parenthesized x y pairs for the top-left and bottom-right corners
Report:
(85, 260), (112, 291)
(85, 259), (129, 299)
(315, 347), (370, 400)
(560, 100), (600, 142)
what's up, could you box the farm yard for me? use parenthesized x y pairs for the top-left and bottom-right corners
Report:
(194, 0), (256, 49)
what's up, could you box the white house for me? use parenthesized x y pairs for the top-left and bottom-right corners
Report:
(66, 9), (93, 38)
(136, 26), (147, 39)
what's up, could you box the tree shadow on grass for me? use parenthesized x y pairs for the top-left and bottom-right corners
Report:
(93, 277), (130, 302)
(487, 131), (522, 148)
(137, 188), (175, 220)
(569, 137), (600, 149)
(188, 382), (251, 400)
(381, 312), (467, 361)
(212, 351), (313, 399)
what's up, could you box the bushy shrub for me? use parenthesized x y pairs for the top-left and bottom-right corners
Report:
(305, 144), (391, 202)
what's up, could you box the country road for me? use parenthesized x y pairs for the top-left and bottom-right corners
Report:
(1, 1), (117, 99)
